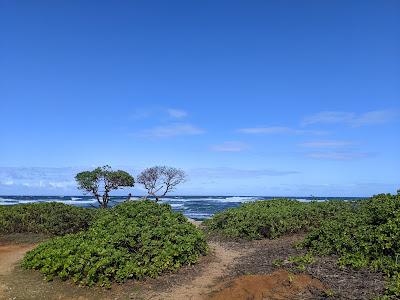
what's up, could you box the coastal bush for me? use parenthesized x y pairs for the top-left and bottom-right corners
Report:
(22, 200), (208, 287)
(301, 193), (400, 298)
(0, 202), (98, 235)
(204, 199), (353, 239)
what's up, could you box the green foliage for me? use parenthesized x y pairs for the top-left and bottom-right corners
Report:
(75, 165), (135, 208)
(301, 193), (400, 298)
(0, 202), (97, 235)
(272, 258), (284, 267)
(22, 200), (208, 287)
(204, 199), (352, 239)
(287, 253), (315, 271)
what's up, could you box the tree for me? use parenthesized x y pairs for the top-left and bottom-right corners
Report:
(137, 166), (186, 202)
(75, 165), (134, 208)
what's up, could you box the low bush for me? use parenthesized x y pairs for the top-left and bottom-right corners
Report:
(301, 193), (400, 298)
(204, 199), (353, 239)
(22, 200), (208, 287)
(0, 202), (98, 235)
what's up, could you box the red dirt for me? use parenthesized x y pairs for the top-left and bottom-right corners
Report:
(208, 269), (326, 300)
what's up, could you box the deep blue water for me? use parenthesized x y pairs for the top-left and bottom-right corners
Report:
(0, 195), (364, 220)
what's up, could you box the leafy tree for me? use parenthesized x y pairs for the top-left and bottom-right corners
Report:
(75, 165), (134, 208)
(137, 166), (186, 201)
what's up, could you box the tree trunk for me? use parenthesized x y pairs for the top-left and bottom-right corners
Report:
(95, 193), (103, 207)
(102, 192), (109, 208)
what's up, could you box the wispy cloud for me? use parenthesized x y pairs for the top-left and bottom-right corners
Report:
(272, 182), (397, 197)
(131, 107), (188, 120)
(0, 167), (78, 191)
(136, 123), (205, 138)
(189, 167), (300, 178)
(166, 108), (188, 119)
(354, 110), (398, 126)
(306, 151), (374, 160)
(238, 126), (326, 135)
(211, 141), (249, 152)
(0, 179), (14, 186)
(302, 109), (398, 127)
(300, 140), (354, 148)
(0, 166), (142, 195)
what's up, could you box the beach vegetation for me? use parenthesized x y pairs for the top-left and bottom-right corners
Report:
(206, 194), (400, 297)
(75, 165), (134, 208)
(22, 200), (207, 287)
(204, 199), (352, 239)
(301, 193), (400, 298)
(287, 253), (315, 271)
(0, 202), (97, 235)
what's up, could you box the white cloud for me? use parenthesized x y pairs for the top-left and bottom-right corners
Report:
(306, 151), (373, 160)
(300, 140), (354, 148)
(354, 110), (398, 126)
(272, 182), (397, 197)
(0, 167), (80, 190)
(48, 181), (76, 188)
(211, 141), (249, 152)
(137, 123), (204, 138)
(302, 109), (398, 127)
(167, 108), (188, 119)
(238, 126), (326, 135)
(0, 166), (138, 195)
(0, 179), (14, 186)
(131, 108), (188, 120)
(189, 167), (300, 178)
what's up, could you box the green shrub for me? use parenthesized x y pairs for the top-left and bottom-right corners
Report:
(0, 202), (98, 235)
(22, 200), (208, 287)
(301, 193), (400, 298)
(204, 199), (353, 239)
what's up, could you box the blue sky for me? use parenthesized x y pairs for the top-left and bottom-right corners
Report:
(0, 0), (399, 196)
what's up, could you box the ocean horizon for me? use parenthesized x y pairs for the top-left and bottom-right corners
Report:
(0, 195), (365, 220)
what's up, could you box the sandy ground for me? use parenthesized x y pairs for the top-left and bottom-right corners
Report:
(149, 241), (247, 300)
(0, 244), (36, 275)
(0, 243), (37, 297)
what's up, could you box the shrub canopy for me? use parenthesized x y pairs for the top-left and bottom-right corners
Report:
(206, 194), (400, 297)
(204, 199), (353, 239)
(22, 200), (208, 287)
(301, 193), (400, 298)
(0, 202), (97, 235)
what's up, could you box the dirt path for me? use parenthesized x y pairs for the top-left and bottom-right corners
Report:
(0, 244), (36, 275)
(149, 241), (249, 300)
(0, 243), (36, 296)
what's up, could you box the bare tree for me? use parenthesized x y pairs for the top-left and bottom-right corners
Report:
(137, 166), (186, 201)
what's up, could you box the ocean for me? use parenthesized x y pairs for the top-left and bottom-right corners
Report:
(0, 195), (362, 220)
